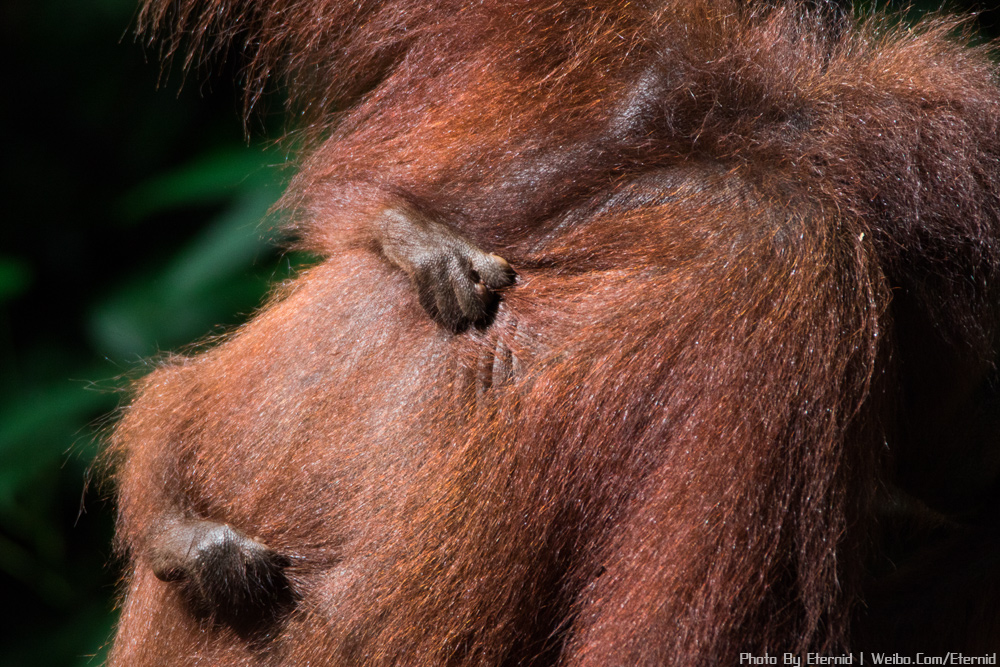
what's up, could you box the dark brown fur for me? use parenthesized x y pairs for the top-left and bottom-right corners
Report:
(109, 0), (1000, 663)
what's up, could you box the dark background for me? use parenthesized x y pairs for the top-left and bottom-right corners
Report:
(0, 1), (997, 664)
(1, 1), (293, 663)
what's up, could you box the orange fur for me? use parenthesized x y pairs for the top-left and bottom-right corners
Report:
(111, 1), (1000, 663)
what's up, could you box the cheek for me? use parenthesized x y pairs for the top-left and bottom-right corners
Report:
(141, 252), (483, 550)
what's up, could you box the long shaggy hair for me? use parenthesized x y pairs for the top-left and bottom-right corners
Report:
(109, 0), (1000, 663)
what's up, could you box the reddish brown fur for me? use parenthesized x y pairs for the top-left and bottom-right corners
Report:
(110, 0), (1000, 663)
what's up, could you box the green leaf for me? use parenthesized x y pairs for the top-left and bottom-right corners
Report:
(115, 146), (287, 223)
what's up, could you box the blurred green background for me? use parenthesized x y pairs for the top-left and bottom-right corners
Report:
(1, 1), (294, 664)
(0, 1), (997, 665)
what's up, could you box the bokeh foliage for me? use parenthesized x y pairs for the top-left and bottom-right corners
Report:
(1, 0), (293, 664)
(0, 0), (996, 665)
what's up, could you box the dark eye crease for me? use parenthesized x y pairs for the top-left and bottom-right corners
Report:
(109, 0), (1000, 663)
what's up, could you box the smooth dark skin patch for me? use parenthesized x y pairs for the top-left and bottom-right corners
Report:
(375, 207), (517, 332)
